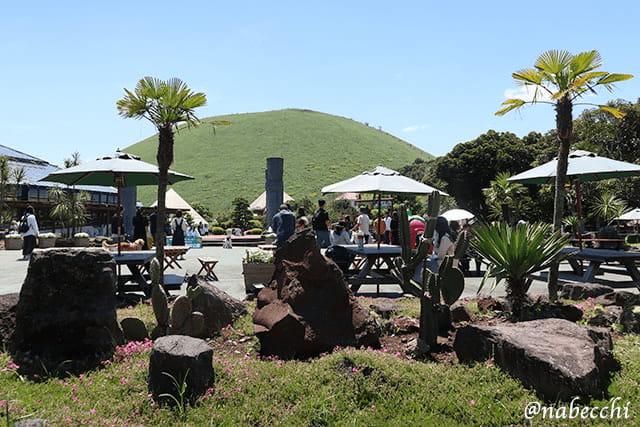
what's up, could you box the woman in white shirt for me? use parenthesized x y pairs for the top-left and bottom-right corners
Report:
(330, 224), (352, 246)
(429, 216), (455, 272)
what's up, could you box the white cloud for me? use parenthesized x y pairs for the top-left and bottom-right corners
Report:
(402, 124), (427, 132)
(504, 86), (552, 102)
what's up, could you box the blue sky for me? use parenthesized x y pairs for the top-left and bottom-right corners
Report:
(2, 1), (640, 168)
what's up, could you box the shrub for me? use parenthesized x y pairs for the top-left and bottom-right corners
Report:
(247, 228), (263, 235)
(5, 233), (22, 239)
(248, 219), (263, 229)
(73, 232), (89, 238)
(626, 234), (640, 244)
(211, 226), (225, 235)
(243, 249), (274, 264)
(38, 232), (56, 238)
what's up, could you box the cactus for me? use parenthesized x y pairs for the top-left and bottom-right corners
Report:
(151, 277), (206, 338)
(392, 195), (469, 349)
(417, 230), (468, 347)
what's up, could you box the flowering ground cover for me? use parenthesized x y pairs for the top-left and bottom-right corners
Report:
(1, 298), (639, 425)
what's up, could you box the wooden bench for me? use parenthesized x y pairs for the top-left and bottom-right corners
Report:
(197, 257), (219, 281)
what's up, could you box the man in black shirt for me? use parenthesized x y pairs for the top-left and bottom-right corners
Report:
(312, 199), (331, 248)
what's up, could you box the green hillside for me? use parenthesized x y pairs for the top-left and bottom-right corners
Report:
(125, 109), (433, 216)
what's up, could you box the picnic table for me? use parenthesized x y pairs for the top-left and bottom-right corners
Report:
(114, 250), (155, 296)
(340, 244), (415, 295)
(561, 247), (640, 289)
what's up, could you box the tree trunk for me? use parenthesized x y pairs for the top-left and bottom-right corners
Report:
(155, 125), (175, 284)
(548, 96), (573, 301)
(506, 278), (529, 321)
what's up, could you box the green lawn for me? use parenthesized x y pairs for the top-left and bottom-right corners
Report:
(1, 300), (639, 426)
(125, 109), (433, 217)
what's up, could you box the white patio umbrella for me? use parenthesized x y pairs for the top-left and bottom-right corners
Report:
(616, 208), (640, 221)
(40, 151), (194, 255)
(441, 209), (475, 222)
(321, 166), (447, 248)
(508, 150), (640, 247)
(321, 166), (447, 195)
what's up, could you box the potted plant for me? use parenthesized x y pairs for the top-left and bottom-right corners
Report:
(4, 233), (23, 250)
(38, 232), (57, 248)
(242, 249), (275, 292)
(73, 232), (90, 247)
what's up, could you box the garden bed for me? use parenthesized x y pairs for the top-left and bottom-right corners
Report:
(0, 296), (638, 425)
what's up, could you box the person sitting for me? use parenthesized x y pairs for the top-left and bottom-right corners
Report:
(330, 224), (351, 246)
(186, 225), (201, 238)
(428, 216), (455, 272)
(296, 216), (309, 232)
(102, 238), (145, 251)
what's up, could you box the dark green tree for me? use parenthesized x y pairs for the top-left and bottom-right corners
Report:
(231, 197), (252, 230)
(429, 130), (536, 217)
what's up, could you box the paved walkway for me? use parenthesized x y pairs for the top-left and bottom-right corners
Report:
(0, 247), (637, 300)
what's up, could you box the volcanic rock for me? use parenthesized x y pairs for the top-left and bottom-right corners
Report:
(454, 318), (618, 401)
(9, 248), (123, 375)
(253, 230), (380, 358)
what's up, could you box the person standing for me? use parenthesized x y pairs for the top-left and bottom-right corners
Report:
(383, 212), (392, 244)
(372, 214), (386, 243)
(312, 199), (331, 248)
(351, 206), (371, 243)
(20, 206), (39, 261)
(132, 208), (149, 249)
(390, 211), (400, 245)
(273, 204), (296, 248)
(170, 211), (187, 247)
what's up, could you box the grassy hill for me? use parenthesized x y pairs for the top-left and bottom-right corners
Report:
(125, 109), (433, 216)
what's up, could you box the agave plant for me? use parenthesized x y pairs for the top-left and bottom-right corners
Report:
(471, 222), (569, 318)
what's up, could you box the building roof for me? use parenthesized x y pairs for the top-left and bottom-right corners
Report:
(0, 144), (116, 194)
(249, 191), (294, 212)
(152, 188), (208, 225)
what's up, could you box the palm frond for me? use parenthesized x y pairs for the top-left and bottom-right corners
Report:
(535, 50), (573, 74)
(495, 99), (526, 116)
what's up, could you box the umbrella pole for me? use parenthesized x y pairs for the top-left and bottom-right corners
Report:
(117, 185), (122, 257)
(377, 193), (382, 249)
(575, 179), (583, 250)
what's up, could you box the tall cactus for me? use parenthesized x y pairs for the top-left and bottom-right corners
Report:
(391, 195), (469, 348)
(419, 231), (469, 347)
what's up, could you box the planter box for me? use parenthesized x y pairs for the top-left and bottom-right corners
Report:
(73, 237), (90, 247)
(242, 262), (275, 292)
(4, 238), (23, 250)
(38, 237), (56, 248)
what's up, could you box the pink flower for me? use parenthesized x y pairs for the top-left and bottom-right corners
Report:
(470, 400), (475, 405)
(90, 409), (96, 414)
(371, 405), (376, 409)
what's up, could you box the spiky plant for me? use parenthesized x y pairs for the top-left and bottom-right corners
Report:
(471, 222), (569, 319)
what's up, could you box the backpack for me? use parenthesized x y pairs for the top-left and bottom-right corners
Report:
(312, 209), (326, 229)
(18, 214), (29, 233)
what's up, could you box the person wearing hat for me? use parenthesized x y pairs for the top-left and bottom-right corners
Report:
(273, 203), (296, 248)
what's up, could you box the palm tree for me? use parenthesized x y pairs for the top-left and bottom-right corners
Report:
(49, 187), (89, 236)
(590, 191), (627, 226)
(471, 222), (569, 319)
(482, 171), (529, 223)
(116, 77), (208, 271)
(496, 50), (632, 300)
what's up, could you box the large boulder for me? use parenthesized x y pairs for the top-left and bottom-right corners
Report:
(594, 291), (640, 308)
(454, 318), (618, 401)
(186, 276), (247, 337)
(9, 248), (123, 375)
(560, 282), (614, 300)
(0, 293), (19, 348)
(148, 335), (214, 404)
(253, 230), (380, 358)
